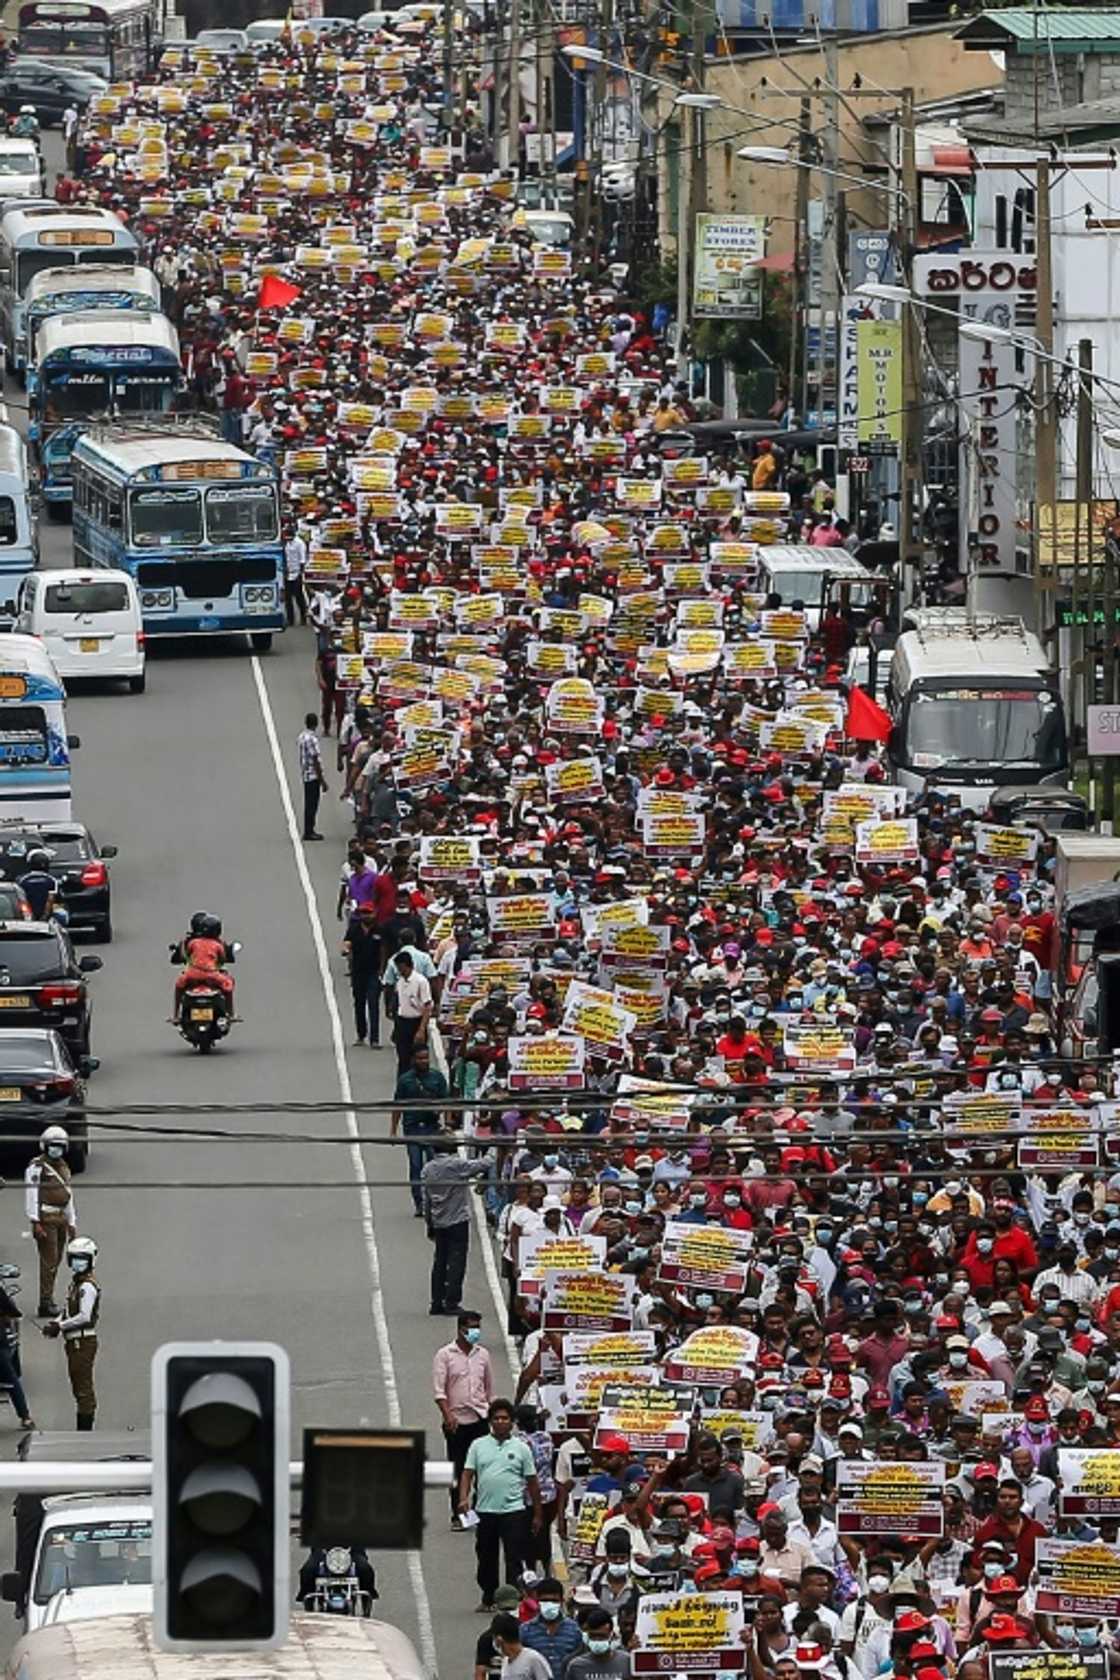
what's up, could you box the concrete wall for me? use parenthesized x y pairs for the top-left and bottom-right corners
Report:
(656, 24), (999, 258)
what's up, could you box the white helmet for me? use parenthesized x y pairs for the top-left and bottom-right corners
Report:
(19, 106), (34, 114)
(41, 1125), (68, 1149)
(67, 1237), (97, 1265)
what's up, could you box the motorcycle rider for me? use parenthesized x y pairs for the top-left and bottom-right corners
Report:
(17, 849), (60, 922)
(24, 1125), (75, 1317)
(170, 912), (237, 1025)
(11, 106), (39, 140)
(296, 1547), (377, 1612)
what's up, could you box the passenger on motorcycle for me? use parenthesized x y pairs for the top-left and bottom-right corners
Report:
(171, 912), (236, 1024)
(17, 850), (60, 922)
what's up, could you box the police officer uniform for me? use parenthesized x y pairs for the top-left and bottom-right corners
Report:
(49, 1264), (100, 1430)
(24, 1152), (74, 1316)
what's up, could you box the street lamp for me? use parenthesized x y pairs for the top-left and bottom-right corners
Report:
(737, 146), (911, 206)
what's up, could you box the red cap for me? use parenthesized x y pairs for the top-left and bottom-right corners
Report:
(1024, 1397), (1050, 1421)
(599, 1433), (631, 1455)
(990, 1575), (1021, 1596)
(894, 1611), (930, 1634)
(974, 1461), (1000, 1480)
(693, 1560), (723, 1583)
(867, 1388), (891, 1409)
(982, 1616), (1025, 1644)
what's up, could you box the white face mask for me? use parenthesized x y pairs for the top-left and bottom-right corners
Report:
(868, 1575), (891, 1594)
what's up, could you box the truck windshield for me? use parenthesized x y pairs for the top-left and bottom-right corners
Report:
(34, 1518), (152, 1603)
(904, 686), (1067, 771)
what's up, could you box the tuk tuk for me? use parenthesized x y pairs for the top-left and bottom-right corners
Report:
(988, 785), (1091, 834)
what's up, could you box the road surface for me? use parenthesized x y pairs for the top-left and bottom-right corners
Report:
(0, 135), (512, 1677)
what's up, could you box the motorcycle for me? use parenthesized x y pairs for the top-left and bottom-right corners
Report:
(169, 939), (241, 1055)
(297, 1546), (377, 1617)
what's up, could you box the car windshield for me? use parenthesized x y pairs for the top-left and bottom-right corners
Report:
(904, 687), (1067, 771)
(34, 1520), (152, 1603)
(768, 569), (825, 607)
(130, 488), (202, 549)
(0, 931), (65, 983)
(44, 582), (129, 614)
(205, 484), (278, 544)
(0, 155), (35, 177)
(0, 1031), (54, 1067)
(0, 497), (18, 547)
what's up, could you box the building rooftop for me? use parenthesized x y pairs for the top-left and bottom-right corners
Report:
(956, 7), (1120, 51)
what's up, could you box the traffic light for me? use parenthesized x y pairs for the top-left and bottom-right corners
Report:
(152, 1342), (290, 1654)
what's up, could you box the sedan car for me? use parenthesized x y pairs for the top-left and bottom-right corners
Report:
(0, 1029), (96, 1170)
(0, 923), (100, 1058)
(191, 28), (248, 54)
(0, 61), (108, 122)
(0, 824), (116, 940)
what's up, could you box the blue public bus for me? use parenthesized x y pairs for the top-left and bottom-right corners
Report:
(69, 424), (285, 649)
(23, 264), (162, 371)
(0, 205), (141, 371)
(29, 309), (181, 508)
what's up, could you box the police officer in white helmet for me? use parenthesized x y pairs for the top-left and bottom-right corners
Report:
(42, 1236), (100, 1430)
(24, 1125), (75, 1318)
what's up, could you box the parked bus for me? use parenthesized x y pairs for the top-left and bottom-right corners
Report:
(70, 424), (284, 649)
(23, 263), (160, 371)
(0, 634), (77, 820)
(29, 310), (181, 509)
(886, 610), (1069, 809)
(0, 205), (140, 371)
(15, 0), (162, 79)
(0, 423), (37, 607)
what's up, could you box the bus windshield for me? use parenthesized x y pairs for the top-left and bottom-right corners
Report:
(20, 20), (108, 55)
(43, 370), (109, 420)
(205, 483), (278, 544)
(34, 1518), (152, 1603)
(0, 705), (48, 767)
(129, 486), (202, 548)
(904, 686), (1067, 771)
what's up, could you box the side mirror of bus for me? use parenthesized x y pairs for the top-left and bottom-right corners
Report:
(66, 734), (80, 749)
(1, 1572), (20, 1603)
(1, 601), (14, 618)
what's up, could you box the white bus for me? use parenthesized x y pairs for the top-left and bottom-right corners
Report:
(886, 611), (1069, 809)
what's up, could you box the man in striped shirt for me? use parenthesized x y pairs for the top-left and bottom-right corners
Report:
(297, 712), (326, 841)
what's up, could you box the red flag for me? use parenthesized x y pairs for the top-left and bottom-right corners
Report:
(257, 274), (301, 311)
(845, 685), (892, 743)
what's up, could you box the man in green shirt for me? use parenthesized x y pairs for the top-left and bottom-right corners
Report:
(460, 1397), (543, 1612)
(391, 1043), (448, 1216)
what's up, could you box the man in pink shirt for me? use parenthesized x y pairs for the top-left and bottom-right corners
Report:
(744, 1146), (799, 1219)
(857, 1301), (910, 1387)
(433, 1308), (494, 1529)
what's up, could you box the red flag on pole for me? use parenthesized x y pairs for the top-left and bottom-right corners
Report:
(845, 685), (893, 743)
(257, 274), (301, 311)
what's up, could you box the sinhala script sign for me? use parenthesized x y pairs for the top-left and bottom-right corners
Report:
(692, 215), (764, 320)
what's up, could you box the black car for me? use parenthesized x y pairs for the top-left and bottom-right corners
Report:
(0, 923), (100, 1057)
(0, 1028), (96, 1170)
(0, 824), (116, 940)
(0, 61), (108, 122)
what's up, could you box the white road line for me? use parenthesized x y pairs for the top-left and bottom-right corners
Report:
(251, 657), (437, 1676)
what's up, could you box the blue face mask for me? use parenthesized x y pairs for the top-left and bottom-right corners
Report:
(1077, 1629), (1098, 1647)
(540, 1602), (562, 1622)
(464, 1327), (482, 1345)
(695, 1294), (714, 1310)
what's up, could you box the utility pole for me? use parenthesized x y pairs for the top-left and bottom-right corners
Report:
(1076, 338), (1094, 806)
(490, 0), (503, 156)
(506, 0), (521, 169)
(898, 86), (921, 581)
(442, 0), (454, 128)
(1036, 158), (1056, 521)
(791, 95), (811, 423)
(819, 31), (840, 426)
(592, 0), (610, 263)
(674, 0), (705, 383)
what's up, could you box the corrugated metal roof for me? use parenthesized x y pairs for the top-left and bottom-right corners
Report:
(956, 7), (1120, 46)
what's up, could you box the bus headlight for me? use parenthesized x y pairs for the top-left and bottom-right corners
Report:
(142, 591), (174, 609)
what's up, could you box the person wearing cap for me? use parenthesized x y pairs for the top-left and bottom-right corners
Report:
(595, 1485), (651, 1562)
(475, 1585), (525, 1680)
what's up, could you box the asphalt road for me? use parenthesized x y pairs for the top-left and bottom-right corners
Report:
(0, 135), (512, 1678)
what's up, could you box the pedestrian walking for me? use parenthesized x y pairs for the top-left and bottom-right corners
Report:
(0, 1282), (33, 1430)
(24, 1124), (75, 1316)
(389, 948), (432, 1070)
(420, 1133), (490, 1315)
(284, 527), (308, 626)
(342, 900), (382, 1047)
(392, 1041), (447, 1208)
(41, 1236), (99, 1430)
(298, 712), (326, 842)
(432, 1308), (492, 1527)
(459, 1398), (542, 1612)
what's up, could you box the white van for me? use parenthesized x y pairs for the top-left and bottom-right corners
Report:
(7, 1497), (152, 1634)
(0, 141), (45, 202)
(13, 570), (144, 692)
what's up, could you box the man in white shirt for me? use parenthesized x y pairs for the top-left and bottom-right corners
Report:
(390, 951), (431, 1070)
(284, 528), (308, 627)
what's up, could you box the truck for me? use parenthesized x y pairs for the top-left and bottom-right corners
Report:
(886, 611), (1068, 810)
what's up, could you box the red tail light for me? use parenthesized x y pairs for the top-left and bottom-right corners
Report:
(37, 984), (81, 1009)
(79, 862), (107, 888)
(31, 1077), (74, 1101)
(136, 632), (146, 648)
